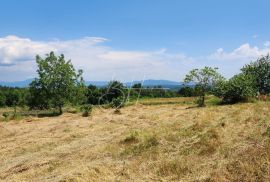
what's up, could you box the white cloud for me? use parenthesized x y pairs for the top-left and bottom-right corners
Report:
(0, 36), (109, 66)
(0, 35), (192, 82)
(205, 43), (270, 78)
(1, 35), (270, 82)
(209, 43), (269, 61)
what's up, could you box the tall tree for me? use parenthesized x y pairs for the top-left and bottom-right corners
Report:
(184, 67), (224, 107)
(241, 55), (270, 94)
(29, 52), (84, 114)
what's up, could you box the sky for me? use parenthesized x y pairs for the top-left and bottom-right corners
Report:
(0, 0), (270, 82)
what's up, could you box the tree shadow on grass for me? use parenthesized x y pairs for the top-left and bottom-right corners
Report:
(19, 110), (62, 118)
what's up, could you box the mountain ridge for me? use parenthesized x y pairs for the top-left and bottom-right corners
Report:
(0, 79), (183, 88)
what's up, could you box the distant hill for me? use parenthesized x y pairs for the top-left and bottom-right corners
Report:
(0, 79), (185, 89)
(85, 81), (109, 87)
(0, 79), (34, 88)
(125, 79), (181, 86)
(85, 80), (184, 89)
(125, 80), (183, 90)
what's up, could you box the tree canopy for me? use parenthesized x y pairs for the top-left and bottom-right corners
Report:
(184, 67), (224, 106)
(29, 52), (84, 113)
(241, 55), (270, 94)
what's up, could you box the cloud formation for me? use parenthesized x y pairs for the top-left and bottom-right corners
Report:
(0, 35), (193, 81)
(0, 35), (270, 82)
(209, 43), (270, 61)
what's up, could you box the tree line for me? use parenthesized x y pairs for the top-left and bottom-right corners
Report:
(183, 55), (270, 106)
(0, 52), (179, 113)
(1, 52), (270, 113)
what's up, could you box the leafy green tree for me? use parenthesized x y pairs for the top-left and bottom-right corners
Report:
(29, 52), (84, 114)
(213, 73), (257, 103)
(111, 97), (125, 108)
(0, 91), (5, 107)
(70, 81), (87, 106)
(132, 83), (142, 89)
(184, 67), (224, 107)
(86, 85), (103, 105)
(5, 90), (20, 107)
(103, 80), (126, 102)
(241, 55), (270, 94)
(27, 80), (50, 109)
(178, 86), (194, 97)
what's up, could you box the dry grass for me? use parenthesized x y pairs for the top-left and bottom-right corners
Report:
(0, 98), (270, 181)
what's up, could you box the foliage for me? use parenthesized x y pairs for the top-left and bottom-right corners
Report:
(5, 89), (20, 107)
(178, 86), (199, 97)
(84, 82), (180, 106)
(0, 92), (5, 107)
(86, 85), (104, 105)
(0, 86), (27, 108)
(27, 80), (50, 109)
(241, 55), (270, 94)
(213, 73), (257, 103)
(132, 83), (142, 89)
(71, 84), (87, 106)
(103, 80), (126, 102)
(184, 67), (224, 106)
(80, 104), (93, 117)
(29, 52), (84, 114)
(195, 97), (205, 106)
(111, 97), (125, 109)
(178, 86), (193, 97)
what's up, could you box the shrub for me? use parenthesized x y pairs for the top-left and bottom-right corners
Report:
(0, 92), (6, 107)
(178, 86), (194, 97)
(111, 97), (125, 109)
(5, 90), (20, 107)
(86, 85), (103, 105)
(213, 73), (257, 103)
(2, 112), (9, 118)
(104, 81), (126, 102)
(122, 131), (139, 144)
(195, 97), (204, 106)
(81, 104), (93, 117)
(241, 55), (270, 94)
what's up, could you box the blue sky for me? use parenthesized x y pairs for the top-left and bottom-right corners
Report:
(0, 0), (270, 81)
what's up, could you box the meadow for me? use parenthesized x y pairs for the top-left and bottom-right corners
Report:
(0, 97), (269, 181)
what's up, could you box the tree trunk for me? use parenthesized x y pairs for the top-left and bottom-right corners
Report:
(198, 95), (206, 107)
(201, 95), (205, 107)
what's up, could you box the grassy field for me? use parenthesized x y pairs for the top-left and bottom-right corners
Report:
(0, 97), (270, 181)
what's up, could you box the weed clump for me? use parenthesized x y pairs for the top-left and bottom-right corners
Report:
(80, 104), (92, 117)
(122, 131), (139, 144)
(121, 132), (159, 156)
(2, 112), (9, 119)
